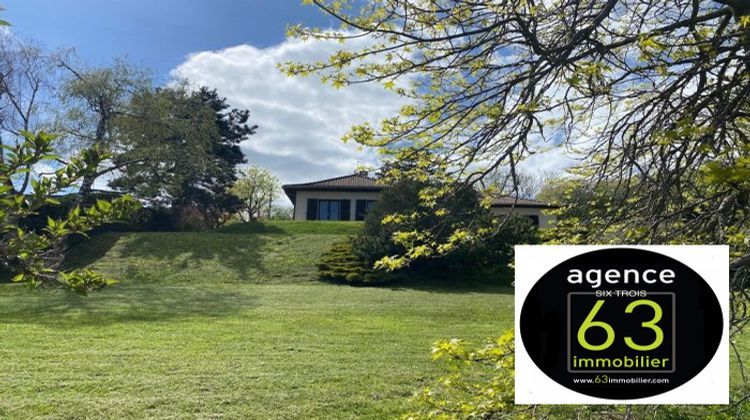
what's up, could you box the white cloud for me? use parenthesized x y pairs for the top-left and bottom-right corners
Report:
(171, 36), (407, 194)
(518, 147), (577, 176)
(171, 35), (584, 208)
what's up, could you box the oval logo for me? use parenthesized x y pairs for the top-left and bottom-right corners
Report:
(519, 248), (723, 399)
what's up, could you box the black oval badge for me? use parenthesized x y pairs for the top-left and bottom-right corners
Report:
(519, 248), (723, 399)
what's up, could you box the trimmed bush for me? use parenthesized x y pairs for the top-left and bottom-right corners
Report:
(317, 241), (404, 286)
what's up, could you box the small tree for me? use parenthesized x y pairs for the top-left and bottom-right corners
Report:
(230, 165), (280, 221)
(1, 132), (138, 293)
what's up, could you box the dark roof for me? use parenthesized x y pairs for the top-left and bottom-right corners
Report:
(489, 196), (558, 208)
(283, 173), (383, 202)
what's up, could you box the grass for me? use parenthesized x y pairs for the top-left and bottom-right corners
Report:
(62, 230), (342, 285)
(218, 220), (364, 235)
(0, 221), (513, 419)
(1, 220), (748, 418)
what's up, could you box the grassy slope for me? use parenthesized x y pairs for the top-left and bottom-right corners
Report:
(0, 221), (513, 419)
(217, 220), (364, 235)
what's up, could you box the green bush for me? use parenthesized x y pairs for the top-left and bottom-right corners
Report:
(449, 216), (538, 274)
(405, 330), (750, 419)
(317, 241), (404, 285)
(126, 206), (176, 231)
(22, 197), (178, 233)
(173, 206), (214, 231)
(351, 179), (537, 277)
(352, 180), (485, 267)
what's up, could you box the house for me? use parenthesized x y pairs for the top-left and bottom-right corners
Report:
(488, 196), (558, 228)
(283, 172), (383, 221)
(283, 172), (557, 227)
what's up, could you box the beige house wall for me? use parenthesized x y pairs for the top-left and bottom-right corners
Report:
(490, 207), (556, 228)
(293, 190), (382, 221)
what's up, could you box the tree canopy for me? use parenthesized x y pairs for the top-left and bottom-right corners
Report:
(285, 1), (750, 413)
(111, 86), (256, 227)
(284, 0), (750, 273)
(58, 59), (152, 198)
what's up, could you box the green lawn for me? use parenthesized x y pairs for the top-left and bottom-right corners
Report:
(0, 221), (513, 419)
(217, 220), (365, 235)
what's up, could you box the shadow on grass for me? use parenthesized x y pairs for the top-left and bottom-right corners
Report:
(217, 221), (362, 236)
(319, 269), (514, 295)
(63, 232), (123, 269)
(217, 222), (286, 235)
(0, 283), (258, 326)
(2, 233), (122, 284)
(385, 275), (514, 295)
(65, 231), (276, 282)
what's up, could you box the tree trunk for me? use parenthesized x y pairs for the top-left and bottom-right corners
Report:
(77, 173), (96, 204)
(76, 110), (108, 205)
(0, 88), (5, 164)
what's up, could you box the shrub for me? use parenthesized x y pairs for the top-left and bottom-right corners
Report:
(125, 206), (176, 232)
(317, 241), (404, 285)
(449, 216), (538, 274)
(352, 180), (487, 265)
(269, 205), (293, 220)
(173, 206), (213, 231)
(350, 233), (392, 267)
(405, 330), (750, 419)
(22, 199), (179, 234)
(352, 179), (537, 277)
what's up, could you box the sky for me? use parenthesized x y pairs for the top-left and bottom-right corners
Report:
(3, 1), (572, 197)
(4, 1), (333, 78)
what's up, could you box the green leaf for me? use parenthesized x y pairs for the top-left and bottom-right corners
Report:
(96, 199), (112, 212)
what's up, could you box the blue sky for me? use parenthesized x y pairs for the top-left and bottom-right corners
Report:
(4, 0), (333, 82)
(3, 1), (570, 190)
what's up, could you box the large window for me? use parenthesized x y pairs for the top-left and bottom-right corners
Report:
(318, 200), (341, 221)
(305, 198), (352, 221)
(355, 200), (376, 221)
